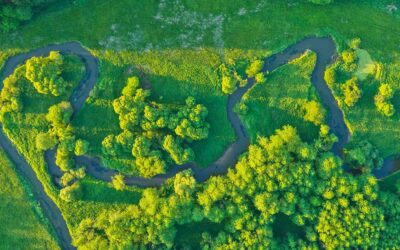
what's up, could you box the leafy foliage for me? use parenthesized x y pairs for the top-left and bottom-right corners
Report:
(25, 51), (70, 96)
(102, 77), (209, 177)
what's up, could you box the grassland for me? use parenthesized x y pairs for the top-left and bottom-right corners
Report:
(239, 52), (323, 142)
(0, 149), (60, 249)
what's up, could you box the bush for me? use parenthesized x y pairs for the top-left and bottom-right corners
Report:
(303, 100), (325, 125)
(245, 59), (264, 78)
(35, 132), (57, 151)
(375, 83), (395, 117)
(111, 174), (126, 191)
(74, 139), (89, 156)
(342, 77), (361, 107)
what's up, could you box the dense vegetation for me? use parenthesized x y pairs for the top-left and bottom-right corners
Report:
(102, 76), (209, 177)
(0, 0), (55, 32)
(0, 0), (400, 249)
(72, 126), (400, 249)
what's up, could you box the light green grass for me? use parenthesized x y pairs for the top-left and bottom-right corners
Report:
(0, 149), (60, 249)
(355, 49), (376, 80)
(239, 52), (323, 142)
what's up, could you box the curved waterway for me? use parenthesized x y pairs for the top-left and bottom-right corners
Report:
(0, 37), (397, 249)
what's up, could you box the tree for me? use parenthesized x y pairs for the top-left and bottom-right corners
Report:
(255, 72), (266, 83)
(46, 101), (73, 127)
(163, 135), (194, 165)
(245, 59), (264, 78)
(344, 140), (383, 172)
(25, 51), (69, 96)
(59, 182), (82, 202)
(342, 77), (361, 107)
(35, 132), (57, 151)
(111, 174), (126, 191)
(221, 75), (237, 94)
(74, 139), (89, 156)
(303, 100), (325, 125)
(375, 83), (395, 117)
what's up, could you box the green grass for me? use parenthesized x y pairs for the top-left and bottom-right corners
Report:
(239, 52), (323, 142)
(354, 49), (376, 80)
(0, 149), (60, 249)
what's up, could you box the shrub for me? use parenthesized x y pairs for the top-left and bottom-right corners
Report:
(35, 132), (57, 151)
(245, 59), (264, 78)
(375, 83), (395, 117)
(342, 77), (361, 107)
(303, 100), (325, 125)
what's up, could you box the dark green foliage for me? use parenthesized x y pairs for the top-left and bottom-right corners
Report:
(0, 0), (52, 32)
(344, 140), (383, 172)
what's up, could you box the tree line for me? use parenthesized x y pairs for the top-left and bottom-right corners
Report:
(72, 124), (400, 249)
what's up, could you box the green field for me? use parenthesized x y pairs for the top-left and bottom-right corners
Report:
(0, 149), (59, 249)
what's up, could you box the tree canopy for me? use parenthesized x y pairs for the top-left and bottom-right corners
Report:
(102, 77), (209, 177)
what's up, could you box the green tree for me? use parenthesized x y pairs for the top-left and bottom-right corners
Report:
(163, 135), (194, 165)
(25, 51), (69, 96)
(111, 173), (126, 191)
(35, 132), (57, 151)
(303, 100), (325, 125)
(74, 139), (89, 156)
(375, 83), (395, 117)
(342, 77), (361, 107)
(245, 59), (264, 78)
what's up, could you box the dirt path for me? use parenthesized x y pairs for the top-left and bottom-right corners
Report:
(0, 37), (396, 249)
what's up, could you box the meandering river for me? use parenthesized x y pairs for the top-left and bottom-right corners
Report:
(0, 37), (397, 249)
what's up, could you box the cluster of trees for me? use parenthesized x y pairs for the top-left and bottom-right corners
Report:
(342, 77), (362, 107)
(245, 59), (265, 80)
(34, 101), (88, 201)
(375, 83), (395, 117)
(219, 63), (245, 95)
(0, 74), (23, 119)
(344, 140), (383, 173)
(73, 124), (400, 249)
(302, 100), (325, 125)
(324, 39), (366, 109)
(102, 77), (209, 177)
(35, 101), (89, 171)
(219, 59), (265, 95)
(0, 0), (52, 32)
(25, 51), (70, 96)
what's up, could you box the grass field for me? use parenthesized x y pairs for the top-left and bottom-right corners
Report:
(239, 52), (323, 142)
(0, 149), (60, 249)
